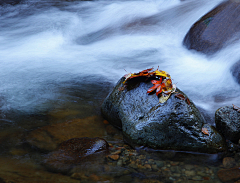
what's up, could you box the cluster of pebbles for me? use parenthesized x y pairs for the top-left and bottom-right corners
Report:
(100, 143), (240, 183)
(69, 126), (240, 183)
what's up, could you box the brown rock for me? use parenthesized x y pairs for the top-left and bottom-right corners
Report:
(217, 167), (240, 182)
(89, 174), (100, 181)
(44, 137), (109, 173)
(223, 157), (236, 168)
(103, 120), (109, 124)
(183, 1), (240, 55)
(71, 172), (88, 180)
(26, 116), (106, 151)
(112, 150), (122, 155)
(144, 164), (152, 169)
(71, 172), (114, 182)
(108, 154), (120, 161)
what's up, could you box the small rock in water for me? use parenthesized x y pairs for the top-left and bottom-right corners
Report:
(223, 157), (236, 168)
(183, 1), (240, 55)
(43, 137), (109, 173)
(108, 154), (120, 161)
(217, 167), (240, 182)
(215, 106), (240, 142)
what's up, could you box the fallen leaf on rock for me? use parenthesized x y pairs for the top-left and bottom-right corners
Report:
(154, 69), (171, 78)
(123, 68), (154, 84)
(202, 127), (209, 135)
(147, 78), (163, 95)
(159, 93), (171, 103)
(162, 79), (173, 95)
(175, 93), (185, 100)
(123, 67), (175, 103)
(186, 98), (191, 105)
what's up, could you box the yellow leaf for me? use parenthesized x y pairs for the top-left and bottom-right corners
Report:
(154, 70), (171, 78)
(159, 93), (171, 103)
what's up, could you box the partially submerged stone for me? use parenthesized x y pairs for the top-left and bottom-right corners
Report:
(215, 105), (240, 142)
(102, 77), (226, 153)
(183, 1), (240, 55)
(217, 167), (240, 183)
(44, 137), (109, 173)
(231, 60), (240, 84)
(183, 0), (240, 84)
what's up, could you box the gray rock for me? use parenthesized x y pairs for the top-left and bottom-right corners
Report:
(183, 1), (240, 55)
(231, 60), (240, 84)
(215, 105), (240, 142)
(183, 0), (240, 84)
(102, 77), (226, 153)
(0, 0), (22, 5)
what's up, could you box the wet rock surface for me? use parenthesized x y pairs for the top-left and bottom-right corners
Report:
(183, 0), (240, 55)
(215, 105), (240, 142)
(231, 60), (240, 84)
(222, 157), (236, 168)
(102, 77), (226, 153)
(217, 167), (240, 183)
(44, 137), (109, 173)
(0, 0), (22, 5)
(25, 116), (106, 151)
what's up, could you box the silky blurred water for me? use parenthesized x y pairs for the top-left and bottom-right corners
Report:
(1, 0), (239, 121)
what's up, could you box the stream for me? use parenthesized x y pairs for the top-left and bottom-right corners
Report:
(0, 0), (239, 182)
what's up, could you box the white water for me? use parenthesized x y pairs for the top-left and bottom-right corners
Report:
(0, 0), (240, 122)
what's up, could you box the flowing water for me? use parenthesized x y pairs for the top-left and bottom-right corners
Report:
(0, 0), (239, 182)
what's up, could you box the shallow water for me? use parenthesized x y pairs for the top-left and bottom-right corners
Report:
(0, 0), (239, 182)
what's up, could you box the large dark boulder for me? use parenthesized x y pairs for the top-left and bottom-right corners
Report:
(183, 0), (240, 55)
(102, 77), (226, 153)
(215, 105), (240, 142)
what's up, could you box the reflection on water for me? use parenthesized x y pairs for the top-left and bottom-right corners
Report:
(0, 0), (239, 182)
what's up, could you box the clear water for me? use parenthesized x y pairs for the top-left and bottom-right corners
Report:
(0, 0), (239, 181)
